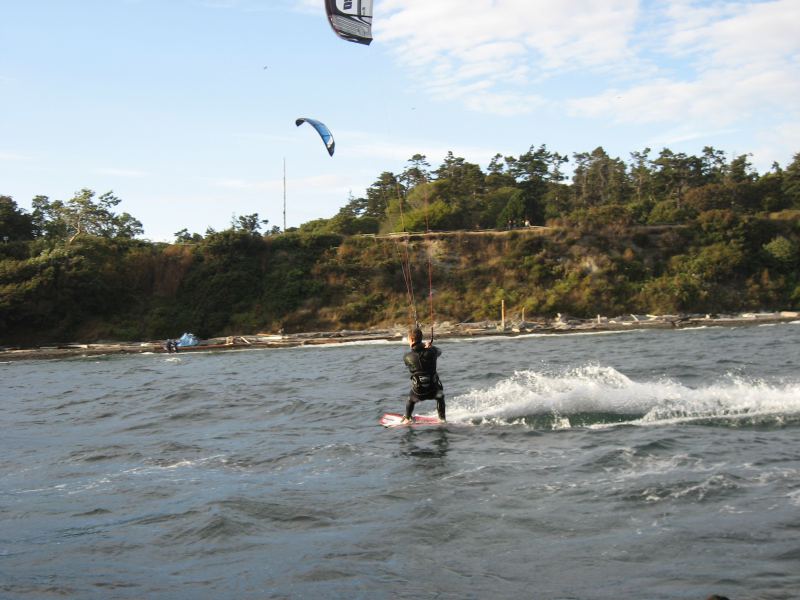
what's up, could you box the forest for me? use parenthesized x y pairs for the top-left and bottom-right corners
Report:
(1, 145), (799, 345)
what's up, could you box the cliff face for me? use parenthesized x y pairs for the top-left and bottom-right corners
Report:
(1, 222), (797, 345)
(308, 227), (682, 331)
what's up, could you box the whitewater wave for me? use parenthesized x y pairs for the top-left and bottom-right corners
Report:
(447, 365), (800, 429)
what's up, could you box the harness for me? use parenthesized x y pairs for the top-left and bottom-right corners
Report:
(407, 346), (441, 396)
(411, 372), (437, 395)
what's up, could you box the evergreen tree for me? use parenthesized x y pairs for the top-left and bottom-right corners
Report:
(365, 172), (401, 220)
(571, 147), (629, 207)
(31, 189), (143, 243)
(400, 154), (432, 190)
(507, 144), (563, 224)
(0, 196), (34, 241)
(782, 152), (800, 208)
(652, 149), (704, 207)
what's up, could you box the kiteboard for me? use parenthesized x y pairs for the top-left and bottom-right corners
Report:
(379, 412), (443, 428)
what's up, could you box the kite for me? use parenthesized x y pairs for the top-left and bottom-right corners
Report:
(295, 117), (335, 156)
(325, 0), (373, 45)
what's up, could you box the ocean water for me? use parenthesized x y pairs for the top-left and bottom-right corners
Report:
(1, 323), (799, 599)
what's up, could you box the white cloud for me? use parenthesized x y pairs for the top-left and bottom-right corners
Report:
(377, 0), (799, 143)
(646, 125), (738, 148)
(569, 68), (800, 127)
(662, 0), (800, 69)
(379, 0), (638, 68)
(377, 0), (640, 114)
(568, 0), (800, 129)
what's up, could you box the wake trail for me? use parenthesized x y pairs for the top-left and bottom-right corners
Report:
(444, 365), (800, 429)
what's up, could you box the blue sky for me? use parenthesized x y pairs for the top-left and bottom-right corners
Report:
(2, 0), (798, 241)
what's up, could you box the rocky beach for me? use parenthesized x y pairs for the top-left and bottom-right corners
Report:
(2, 311), (797, 361)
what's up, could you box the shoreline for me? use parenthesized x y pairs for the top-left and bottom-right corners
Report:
(1, 311), (798, 362)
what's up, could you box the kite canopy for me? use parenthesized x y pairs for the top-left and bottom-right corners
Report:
(325, 0), (373, 45)
(295, 117), (335, 157)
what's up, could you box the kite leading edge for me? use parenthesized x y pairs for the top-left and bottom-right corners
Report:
(295, 117), (335, 156)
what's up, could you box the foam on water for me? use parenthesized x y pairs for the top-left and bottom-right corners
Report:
(448, 364), (800, 429)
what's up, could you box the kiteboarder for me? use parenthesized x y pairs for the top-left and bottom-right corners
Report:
(402, 327), (445, 424)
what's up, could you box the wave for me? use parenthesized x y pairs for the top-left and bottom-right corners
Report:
(448, 365), (800, 429)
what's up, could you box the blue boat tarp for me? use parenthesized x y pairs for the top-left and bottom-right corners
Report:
(176, 333), (199, 347)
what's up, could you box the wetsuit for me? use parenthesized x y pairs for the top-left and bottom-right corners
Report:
(403, 342), (445, 421)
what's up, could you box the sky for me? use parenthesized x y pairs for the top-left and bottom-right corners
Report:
(1, 0), (798, 242)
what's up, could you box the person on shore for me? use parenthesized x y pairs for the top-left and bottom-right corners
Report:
(402, 327), (445, 424)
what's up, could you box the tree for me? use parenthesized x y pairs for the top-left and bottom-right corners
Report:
(652, 149), (704, 207)
(433, 151), (486, 207)
(399, 154), (432, 190)
(232, 213), (269, 235)
(541, 183), (572, 222)
(627, 148), (656, 221)
(31, 195), (66, 239)
(727, 154), (757, 184)
(31, 189), (143, 243)
(683, 184), (730, 214)
(763, 235), (797, 271)
(755, 163), (788, 212)
(174, 228), (204, 243)
(497, 190), (527, 228)
(0, 196), (34, 241)
(336, 191), (369, 219)
(687, 242), (746, 282)
(782, 152), (800, 208)
(326, 201), (380, 235)
(572, 147), (629, 207)
(365, 172), (401, 220)
(485, 154), (516, 190)
(507, 144), (565, 224)
(478, 186), (518, 228)
(700, 146), (727, 184)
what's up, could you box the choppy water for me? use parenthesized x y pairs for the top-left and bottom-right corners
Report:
(2, 323), (800, 599)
